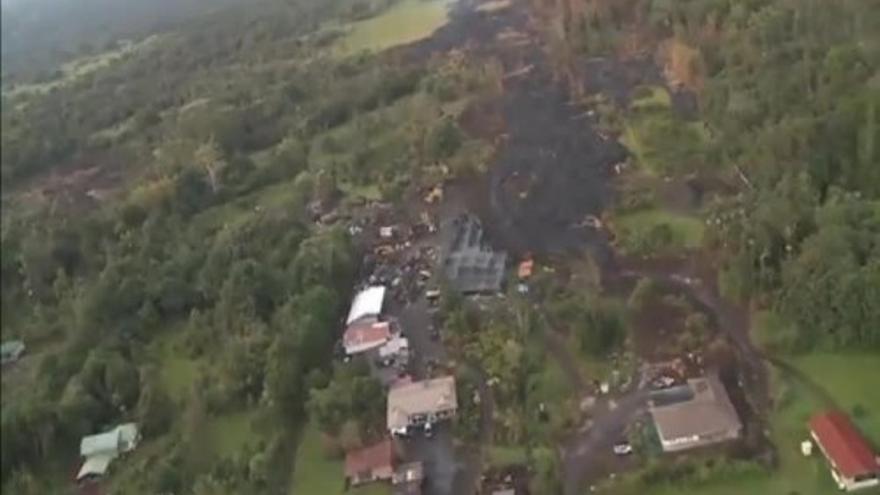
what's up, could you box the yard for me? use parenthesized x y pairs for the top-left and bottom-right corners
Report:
(597, 352), (880, 495)
(289, 423), (391, 495)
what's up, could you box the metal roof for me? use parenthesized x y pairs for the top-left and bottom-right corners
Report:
(344, 439), (393, 477)
(649, 374), (741, 443)
(387, 376), (457, 430)
(346, 286), (386, 325)
(343, 321), (391, 354)
(810, 410), (879, 478)
(76, 452), (115, 480)
(80, 423), (139, 457)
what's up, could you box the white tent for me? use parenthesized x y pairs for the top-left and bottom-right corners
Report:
(346, 286), (386, 325)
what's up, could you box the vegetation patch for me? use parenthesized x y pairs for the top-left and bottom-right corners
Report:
(334, 0), (453, 56)
(3, 36), (160, 97)
(488, 445), (528, 467)
(621, 111), (709, 177)
(630, 85), (671, 111)
(612, 208), (705, 256)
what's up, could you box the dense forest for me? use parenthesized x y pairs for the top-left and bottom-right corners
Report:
(541, 0), (880, 350)
(1, 0), (492, 491)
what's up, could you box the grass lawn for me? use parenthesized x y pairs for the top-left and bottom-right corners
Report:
(620, 98), (709, 178)
(598, 352), (880, 495)
(488, 445), (528, 467)
(334, 0), (453, 55)
(612, 207), (705, 253)
(290, 422), (391, 495)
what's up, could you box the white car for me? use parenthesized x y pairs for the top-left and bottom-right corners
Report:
(613, 442), (633, 455)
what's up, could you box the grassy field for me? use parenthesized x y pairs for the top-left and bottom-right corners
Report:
(488, 445), (528, 467)
(598, 352), (880, 495)
(612, 208), (705, 254)
(621, 86), (710, 177)
(290, 423), (391, 495)
(334, 0), (453, 55)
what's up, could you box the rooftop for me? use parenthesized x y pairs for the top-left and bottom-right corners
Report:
(443, 215), (507, 294)
(810, 410), (879, 478)
(344, 439), (394, 478)
(649, 373), (741, 442)
(343, 321), (392, 353)
(388, 376), (457, 430)
(80, 423), (139, 458)
(346, 286), (386, 325)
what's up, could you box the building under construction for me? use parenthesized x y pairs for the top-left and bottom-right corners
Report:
(442, 215), (507, 294)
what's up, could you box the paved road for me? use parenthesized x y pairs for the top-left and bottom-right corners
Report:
(397, 298), (494, 495)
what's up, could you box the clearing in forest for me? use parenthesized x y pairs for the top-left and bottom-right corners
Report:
(334, 0), (454, 55)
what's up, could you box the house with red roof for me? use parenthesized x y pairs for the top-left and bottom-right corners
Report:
(809, 410), (880, 492)
(344, 439), (394, 487)
(343, 321), (391, 356)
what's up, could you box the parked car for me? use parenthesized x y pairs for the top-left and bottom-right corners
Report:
(613, 442), (633, 456)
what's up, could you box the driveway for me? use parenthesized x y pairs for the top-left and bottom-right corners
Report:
(562, 389), (650, 495)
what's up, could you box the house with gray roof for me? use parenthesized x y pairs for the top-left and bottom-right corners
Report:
(649, 372), (742, 452)
(387, 376), (457, 435)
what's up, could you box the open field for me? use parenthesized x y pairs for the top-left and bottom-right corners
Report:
(334, 0), (454, 55)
